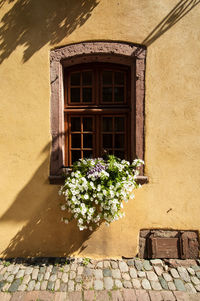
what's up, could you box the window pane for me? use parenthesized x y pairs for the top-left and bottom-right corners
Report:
(71, 134), (81, 148)
(82, 71), (92, 85)
(114, 134), (124, 148)
(102, 117), (112, 132)
(71, 72), (80, 86)
(71, 150), (81, 163)
(71, 117), (81, 132)
(114, 87), (124, 102)
(103, 134), (112, 148)
(83, 87), (92, 102)
(115, 72), (124, 85)
(83, 150), (93, 158)
(102, 87), (112, 102)
(114, 150), (124, 159)
(83, 117), (93, 131)
(102, 71), (112, 85)
(83, 134), (93, 148)
(71, 88), (80, 102)
(115, 117), (124, 131)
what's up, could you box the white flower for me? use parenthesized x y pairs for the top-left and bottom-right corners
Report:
(60, 204), (66, 211)
(64, 218), (69, 224)
(84, 194), (89, 200)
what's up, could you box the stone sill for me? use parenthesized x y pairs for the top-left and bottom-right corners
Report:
(49, 175), (149, 185)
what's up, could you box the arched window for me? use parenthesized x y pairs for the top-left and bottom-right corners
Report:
(49, 42), (147, 184)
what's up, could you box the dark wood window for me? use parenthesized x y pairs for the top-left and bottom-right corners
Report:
(64, 63), (132, 166)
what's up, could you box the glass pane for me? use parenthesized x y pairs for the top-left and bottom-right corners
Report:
(102, 87), (112, 102)
(103, 134), (112, 148)
(71, 117), (81, 132)
(102, 71), (112, 85)
(115, 117), (124, 132)
(71, 134), (81, 148)
(83, 150), (93, 158)
(114, 87), (124, 102)
(83, 117), (93, 131)
(115, 72), (124, 85)
(102, 117), (112, 132)
(114, 134), (124, 148)
(114, 150), (124, 159)
(71, 88), (80, 103)
(71, 150), (81, 163)
(71, 72), (80, 86)
(83, 87), (92, 102)
(82, 71), (92, 85)
(83, 134), (93, 148)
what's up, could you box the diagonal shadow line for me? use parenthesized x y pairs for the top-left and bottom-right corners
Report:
(143, 0), (200, 47)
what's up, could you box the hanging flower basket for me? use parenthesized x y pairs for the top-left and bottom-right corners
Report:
(59, 155), (144, 231)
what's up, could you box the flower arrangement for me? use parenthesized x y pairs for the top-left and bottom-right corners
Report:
(59, 155), (144, 231)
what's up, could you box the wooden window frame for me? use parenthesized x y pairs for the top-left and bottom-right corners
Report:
(49, 41), (147, 184)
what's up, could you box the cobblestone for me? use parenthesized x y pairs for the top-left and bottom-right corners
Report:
(0, 257), (199, 300)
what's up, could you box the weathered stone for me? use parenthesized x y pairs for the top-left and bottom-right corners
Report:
(83, 267), (93, 278)
(57, 271), (62, 279)
(151, 281), (162, 291)
(55, 279), (60, 291)
(187, 267), (196, 276)
(41, 280), (48, 290)
(8, 279), (21, 292)
(83, 279), (93, 290)
(77, 266), (83, 275)
(0, 281), (6, 290)
(60, 283), (67, 292)
(127, 259), (135, 267)
(168, 281), (176, 291)
(135, 289), (150, 301)
(195, 284), (200, 292)
(35, 281), (41, 290)
(46, 265), (53, 273)
(115, 279), (123, 288)
(22, 274), (30, 285)
(130, 267), (137, 278)
(161, 291), (176, 301)
(192, 265), (200, 272)
(62, 272), (68, 283)
(185, 282), (196, 293)
(37, 273), (43, 281)
(138, 271), (146, 278)
(174, 279), (186, 291)
(25, 267), (33, 275)
(1, 282), (9, 292)
(94, 279), (103, 290)
(110, 260), (118, 269)
(119, 261), (128, 273)
(112, 268), (121, 279)
(32, 268), (39, 280)
(104, 277), (113, 289)
(170, 268), (179, 278)
(150, 259), (163, 266)
(18, 284), (27, 291)
(12, 266), (20, 275)
(49, 273), (57, 282)
(7, 275), (14, 283)
(69, 271), (76, 279)
(52, 266), (58, 273)
(39, 266), (46, 274)
(191, 276), (200, 285)
(143, 260), (153, 271)
(93, 269), (103, 279)
(64, 265), (70, 272)
(122, 273), (130, 280)
(177, 266), (190, 282)
(71, 263), (77, 271)
(68, 280), (74, 292)
(141, 279), (151, 290)
(154, 266), (163, 276)
(158, 276), (168, 290)
(196, 271), (200, 279)
(123, 280), (132, 288)
(7, 264), (14, 272)
(146, 271), (158, 281)
(96, 261), (103, 268)
(3, 272), (9, 280)
(75, 283), (82, 291)
(135, 260), (143, 271)
(27, 280), (36, 291)
(132, 278), (141, 289)
(44, 271), (50, 280)
(103, 269), (112, 277)
(162, 272), (172, 282)
(47, 281), (54, 291)
(104, 261), (110, 268)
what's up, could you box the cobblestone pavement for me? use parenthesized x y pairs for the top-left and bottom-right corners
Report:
(0, 257), (200, 300)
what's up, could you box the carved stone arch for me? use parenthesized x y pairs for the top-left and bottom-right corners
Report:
(49, 41), (146, 184)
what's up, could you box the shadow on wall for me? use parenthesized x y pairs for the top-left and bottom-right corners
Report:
(142, 0), (200, 46)
(0, 141), (97, 258)
(0, 0), (99, 63)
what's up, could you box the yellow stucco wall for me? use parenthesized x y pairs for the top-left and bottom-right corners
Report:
(0, 0), (200, 258)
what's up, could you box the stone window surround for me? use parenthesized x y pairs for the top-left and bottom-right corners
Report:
(49, 41), (147, 184)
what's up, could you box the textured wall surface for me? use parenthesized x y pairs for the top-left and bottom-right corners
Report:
(0, 0), (200, 258)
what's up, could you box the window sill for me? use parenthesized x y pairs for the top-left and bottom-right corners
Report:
(49, 175), (148, 185)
